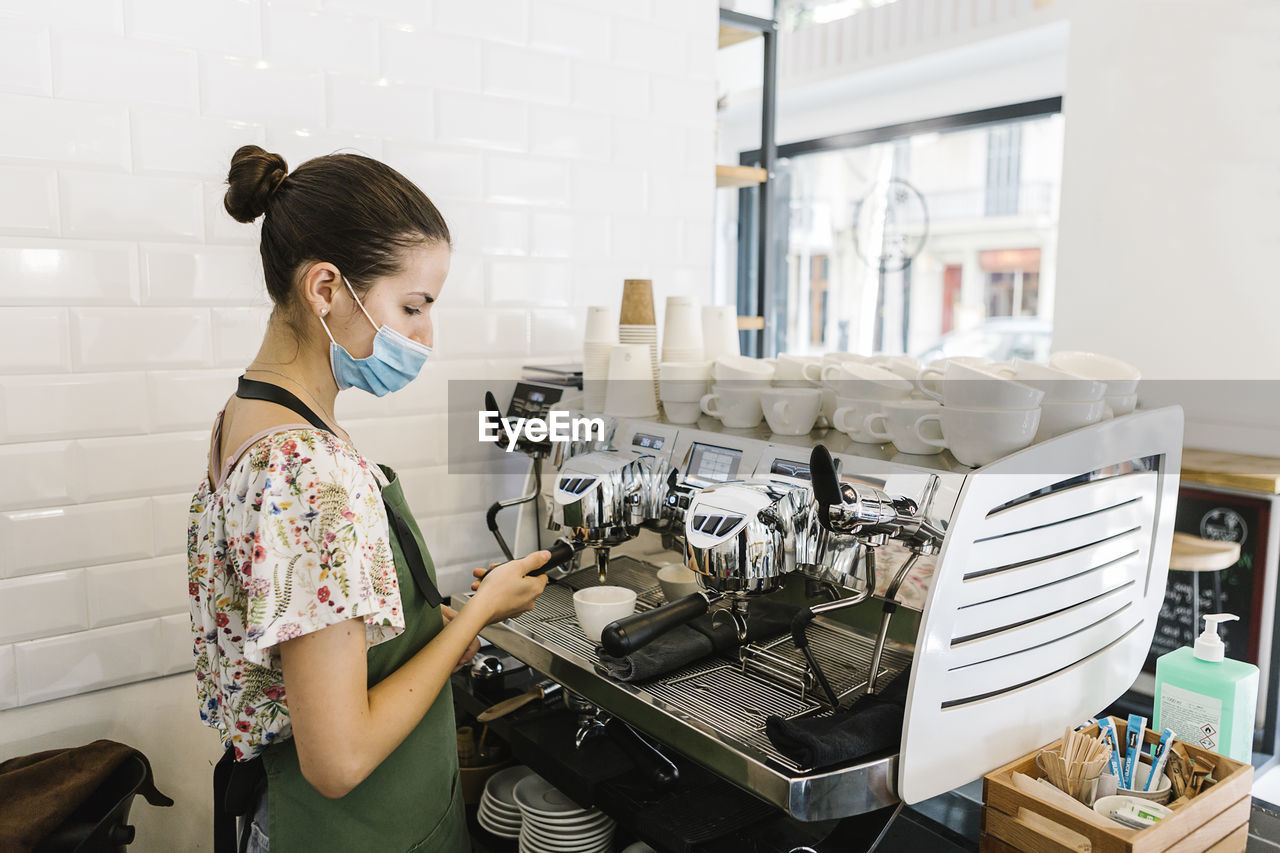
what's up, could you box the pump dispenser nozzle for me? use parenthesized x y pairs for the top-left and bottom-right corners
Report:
(1194, 613), (1239, 662)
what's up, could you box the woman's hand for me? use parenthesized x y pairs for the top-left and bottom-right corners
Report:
(468, 550), (551, 625)
(441, 605), (480, 672)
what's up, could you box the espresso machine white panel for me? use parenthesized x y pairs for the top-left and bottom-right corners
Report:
(898, 406), (1182, 803)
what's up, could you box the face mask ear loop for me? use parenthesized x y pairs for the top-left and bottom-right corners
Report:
(343, 275), (381, 334)
(317, 312), (337, 344)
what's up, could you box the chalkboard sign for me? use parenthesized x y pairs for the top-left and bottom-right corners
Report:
(1145, 486), (1272, 671)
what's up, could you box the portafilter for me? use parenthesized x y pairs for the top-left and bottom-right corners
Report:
(600, 476), (814, 657)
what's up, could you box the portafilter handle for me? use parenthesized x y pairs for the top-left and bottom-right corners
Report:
(808, 444), (920, 538)
(599, 591), (719, 657)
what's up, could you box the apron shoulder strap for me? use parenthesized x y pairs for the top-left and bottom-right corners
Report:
(234, 376), (442, 608)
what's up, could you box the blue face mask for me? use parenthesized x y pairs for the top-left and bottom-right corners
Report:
(319, 276), (432, 397)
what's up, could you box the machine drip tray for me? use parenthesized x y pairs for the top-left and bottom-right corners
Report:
(463, 556), (914, 820)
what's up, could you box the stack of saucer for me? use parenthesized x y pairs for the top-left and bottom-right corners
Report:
(478, 765), (534, 840)
(583, 306), (617, 414)
(513, 774), (616, 853)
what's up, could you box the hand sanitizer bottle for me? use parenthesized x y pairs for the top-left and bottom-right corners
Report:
(1153, 613), (1259, 762)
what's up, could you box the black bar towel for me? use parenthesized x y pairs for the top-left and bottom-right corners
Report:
(765, 669), (911, 770)
(596, 599), (800, 683)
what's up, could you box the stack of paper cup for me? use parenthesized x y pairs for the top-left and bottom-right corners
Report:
(582, 306), (618, 414)
(702, 305), (740, 361)
(604, 344), (658, 418)
(619, 279), (659, 402)
(661, 296), (704, 362)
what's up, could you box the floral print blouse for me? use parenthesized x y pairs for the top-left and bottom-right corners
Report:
(188, 428), (406, 760)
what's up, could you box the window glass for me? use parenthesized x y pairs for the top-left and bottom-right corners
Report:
(765, 112), (1064, 362)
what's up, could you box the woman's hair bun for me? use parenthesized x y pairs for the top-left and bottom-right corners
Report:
(224, 145), (289, 223)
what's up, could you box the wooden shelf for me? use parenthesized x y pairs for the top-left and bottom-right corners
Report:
(716, 164), (767, 188)
(736, 315), (765, 331)
(1181, 448), (1280, 494)
(718, 23), (760, 49)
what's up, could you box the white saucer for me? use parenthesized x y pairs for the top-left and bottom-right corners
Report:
(523, 822), (614, 850)
(523, 811), (612, 834)
(519, 825), (613, 853)
(484, 765), (535, 808)
(513, 775), (586, 817)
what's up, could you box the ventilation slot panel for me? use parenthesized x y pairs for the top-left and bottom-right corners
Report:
(980, 470), (1155, 539)
(958, 528), (1144, 608)
(966, 495), (1150, 581)
(940, 604), (1141, 705)
(953, 550), (1142, 640)
(947, 577), (1137, 669)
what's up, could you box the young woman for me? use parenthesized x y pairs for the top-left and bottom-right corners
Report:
(188, 145), (549, 853)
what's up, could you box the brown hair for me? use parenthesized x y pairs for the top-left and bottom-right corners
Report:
(224, 145), (450, 330)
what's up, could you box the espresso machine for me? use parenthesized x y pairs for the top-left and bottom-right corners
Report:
(461, 402), (1184, 820)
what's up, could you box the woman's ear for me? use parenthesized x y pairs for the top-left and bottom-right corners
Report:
(300, 262), (341, 319)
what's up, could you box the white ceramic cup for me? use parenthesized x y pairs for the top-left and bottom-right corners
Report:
(761, 387), (822, 435)
(656, 563), (702, 602)
(659, 360), (712, 380)
(573, 586), (637, 642)
(773, 353), (822, 385)
(712, 355), (775, 384)
(869, 355), (922, 383)
(917, 361), (1045, 409)
(659, 378), (708, 402)
(831, 396), (887, 443)
(801, 352), (868, 383)
(821, 362), (915, 401)
(914, 406), (1041, 467)
(700, 384), (763, 428)
(864, 399), (945, 455)
(1107, 392), (1138, 416)
(662, 401), (701, 423)
(992, 358), (1107, 402)
(1035, 398), (1108, 442)
(1049, 351), (1141, 396)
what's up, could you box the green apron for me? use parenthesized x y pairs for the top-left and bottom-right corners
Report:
(259, 465), (469, 852)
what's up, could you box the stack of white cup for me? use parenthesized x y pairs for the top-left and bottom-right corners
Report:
(992, 358), (1108, 442)
(759, 354), (823, 435)
(661, 296), (704, 363)
(698, 355), (775, 429)
(800, 352), (869, 427)
(604, 344), (658, 418)
(701, 305), (740, 361)
(656, 296), (711, 423)
(582, 306), (617, 414)
(825, 363), (916, 444)
(912, 359), (1045, 466)
(1048, 352), (1141, 418)
(619, 322), (658, 404)
(659, 360), (711, 424)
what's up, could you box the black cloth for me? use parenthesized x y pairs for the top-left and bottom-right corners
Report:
(0, 740), (172, 853)
(595, 598), (800, 682)
(765, 669), (911, 770)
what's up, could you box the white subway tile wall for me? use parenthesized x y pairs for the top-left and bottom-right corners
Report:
(0, 0), (719, 716)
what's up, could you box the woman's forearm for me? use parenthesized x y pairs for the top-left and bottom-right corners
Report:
(343, 602), (490, 795)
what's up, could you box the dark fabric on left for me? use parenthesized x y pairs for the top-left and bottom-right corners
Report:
(596, 598), (801, 683)
(0, 739), (172, 853)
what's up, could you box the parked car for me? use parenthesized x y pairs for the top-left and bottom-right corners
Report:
(913, 317), (1053, 364)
